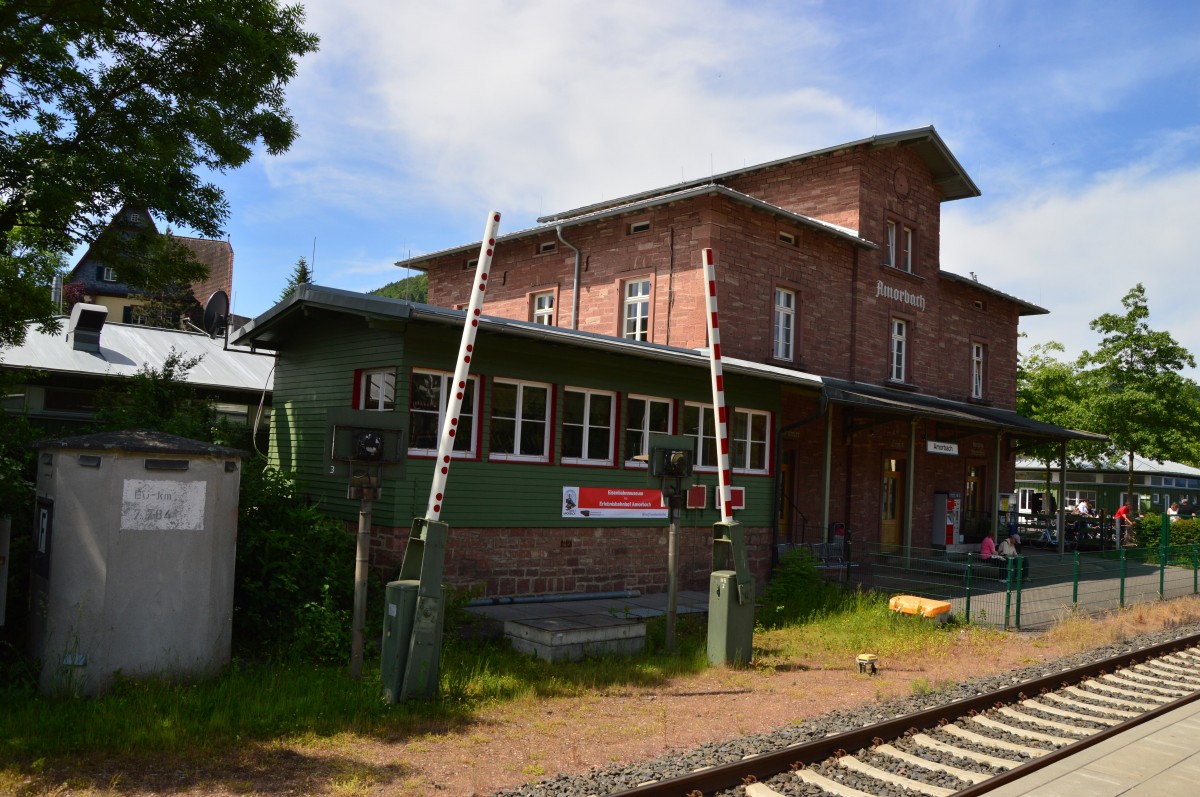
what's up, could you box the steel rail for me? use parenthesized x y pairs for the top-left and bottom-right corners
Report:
(607, 629), (1200, 797)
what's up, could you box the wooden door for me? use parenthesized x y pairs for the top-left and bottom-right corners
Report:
(881, 457), (905, 548)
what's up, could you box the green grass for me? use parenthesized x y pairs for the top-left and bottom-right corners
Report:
(0, 615), (710, 761)
(753, 590), (998, 669)
(0, 593), (991, 765)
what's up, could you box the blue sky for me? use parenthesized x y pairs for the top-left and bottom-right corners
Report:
(190, 1), (1200, 371)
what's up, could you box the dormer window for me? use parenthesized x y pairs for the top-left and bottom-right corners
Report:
(127, 212), (142, 224)
(102, 267), (118, 282)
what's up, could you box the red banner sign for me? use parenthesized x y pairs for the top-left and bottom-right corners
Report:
(562, 486), (667, 519)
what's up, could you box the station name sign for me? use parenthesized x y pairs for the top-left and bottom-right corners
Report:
(876, 280), (926, 311)
(926, 441), (959, 455)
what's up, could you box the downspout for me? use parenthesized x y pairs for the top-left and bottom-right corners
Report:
(772, 392), (828, 559)
(1058, 440), (1068, 550)
(823, 404), (833, 541)
(556, 225), (581, 330)
(849, 247), (861, 382)
(665, 226), (675, 346)
(905, 417), (916, 552)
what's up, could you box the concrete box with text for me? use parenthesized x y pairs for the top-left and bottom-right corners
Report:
(28, 430), (245, 696)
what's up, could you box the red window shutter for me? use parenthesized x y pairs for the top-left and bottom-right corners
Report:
(351, 369), (363, 409)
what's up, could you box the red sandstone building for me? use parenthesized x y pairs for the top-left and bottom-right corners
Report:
(396, 127), (1089, 552)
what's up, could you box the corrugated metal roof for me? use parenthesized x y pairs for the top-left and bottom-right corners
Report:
(2, 316), (274, 394)
(1017, 455), (1200, 476)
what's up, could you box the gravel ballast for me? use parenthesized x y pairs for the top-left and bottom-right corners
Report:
(492, 624), (1200, 797)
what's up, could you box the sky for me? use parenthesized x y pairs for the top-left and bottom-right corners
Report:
(188, 0), (1200, 372)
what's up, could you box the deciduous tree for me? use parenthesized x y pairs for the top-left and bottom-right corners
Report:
(0, 1), (319, 346)
(1074, 284), (1200, 507)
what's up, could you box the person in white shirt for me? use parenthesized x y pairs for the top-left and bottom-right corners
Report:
(1075, 499), (1093, 516)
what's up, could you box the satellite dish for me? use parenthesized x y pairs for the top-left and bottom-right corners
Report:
(202, 290), (229, 337)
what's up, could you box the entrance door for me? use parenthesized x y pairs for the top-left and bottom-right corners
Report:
(779, 452), (793, 543)
(881, 457), (905, 548)
(965, 463), (986, 536)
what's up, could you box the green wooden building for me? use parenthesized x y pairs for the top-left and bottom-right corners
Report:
(234, 285), (805, 596)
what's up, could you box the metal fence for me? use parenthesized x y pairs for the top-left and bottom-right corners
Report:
(837, 539), (1200, 630)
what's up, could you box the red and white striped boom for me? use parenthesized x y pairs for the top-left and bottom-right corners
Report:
(425, 211), (502, 521)
(701, 248), (734, 523)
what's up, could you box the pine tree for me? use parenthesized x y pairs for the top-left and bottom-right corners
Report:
(280, 256), (313, 301)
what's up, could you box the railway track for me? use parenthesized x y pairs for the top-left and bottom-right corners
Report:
(607, 631), (1200, 797)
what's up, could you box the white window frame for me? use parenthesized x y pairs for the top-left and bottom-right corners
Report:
(532, 291), (554, 325)
(731, 408), (770, 474)
(359, 368), (396, 412)
(561, 387), (615, 465)
(102, 266), (118, 282)
(489, 378), (551, 462)
(624, 394), (673, 466)
(622, 279), (651, 341)
(538, 241), (557, 254)
(901, 225), (914, 272)
(407, 369), (478, 457)
(683, 403), (771, 474)
(683, 402), (718, 470)
(884, 220), (897, 267)
(889, 318), (907, 383)
(971, 342), (985, 399)
(772, 287), (795, 361)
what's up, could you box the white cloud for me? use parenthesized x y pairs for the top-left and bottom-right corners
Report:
(943, 163), (1200, 376)
(271, 0), (875, 224)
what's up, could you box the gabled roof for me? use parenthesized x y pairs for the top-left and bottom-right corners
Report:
(394, 183), (875, 270)
(66, 205), (233, 304)
(939, 270), (1049, 317)
(537, 126), (980, 225)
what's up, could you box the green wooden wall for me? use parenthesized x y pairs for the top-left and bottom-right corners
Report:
(269, 311), (785, 530)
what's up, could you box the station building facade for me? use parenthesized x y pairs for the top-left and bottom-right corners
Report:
(237, 128), (1097, 597)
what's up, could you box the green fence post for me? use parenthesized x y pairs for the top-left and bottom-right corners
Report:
(1193, 542), (1198, 595)
(1003, 557), (1013, 630)
(1072, 549), (1080, 606)
(1119, 547), (1127, 609)
(964, 552), (973, 624)
(1160, 513), (1169, 600)
(1014, 555), (1023, 629)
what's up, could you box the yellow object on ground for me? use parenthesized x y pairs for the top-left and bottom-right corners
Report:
(889, 594), (952, 617)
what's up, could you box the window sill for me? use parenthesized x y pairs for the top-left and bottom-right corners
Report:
(966, 396), (992, 407)
(884, 379), (919, 392)
(489, 454), (551, 464)
(878, 265), (926, 283)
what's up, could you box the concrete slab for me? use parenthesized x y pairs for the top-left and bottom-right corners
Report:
(986, 700), (1200, 797)
(504, 614), (646, 662)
